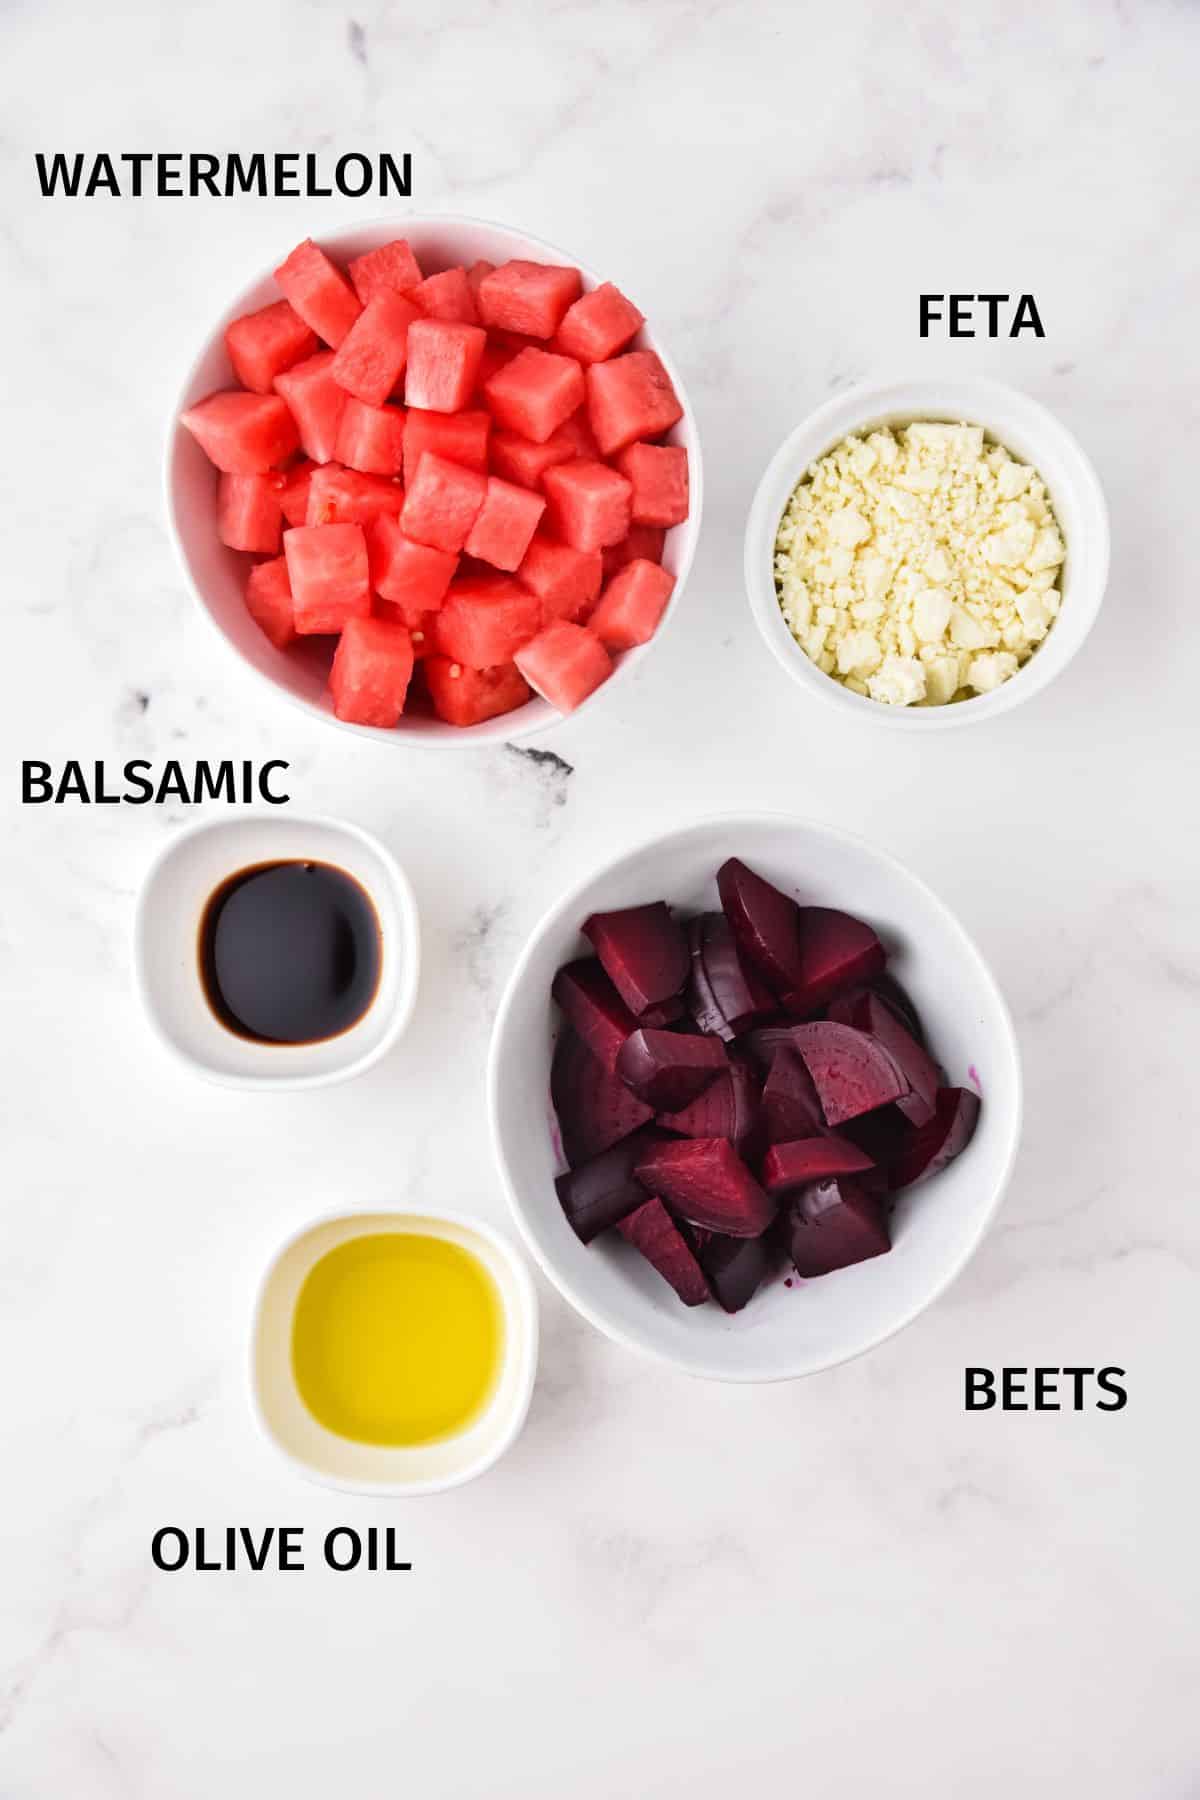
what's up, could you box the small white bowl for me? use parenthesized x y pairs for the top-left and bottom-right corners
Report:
(166, 213), (704, 747)
(488, 813), (1022, 1383)
(745, 377), (1109, 728)
(133, 813), (419, 1089)
(251, 1209), (538, 1495)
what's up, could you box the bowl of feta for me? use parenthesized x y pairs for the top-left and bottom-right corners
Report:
(744, 377), (1109, 726)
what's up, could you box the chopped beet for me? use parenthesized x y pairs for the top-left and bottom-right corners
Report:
(823, 988), (937, 1125)
(582, 902), (689, 1024)
(791, 907), (886, 1012)
(761, 1136), (875, 1197)
(760, 1046), (825, 1145)
(617, 1198), (710, 1306)
(685, 913), (776, 1040)
(888, 1087), (981, 1191)
(551, 1026), (653, 1165)
(774, 1021), (909, 1125)
(634, 1137), (776, 1238)
(658, 1055), (761, 1155)
(615, 1028), (727, 1111)
(716, 857), (806, 1003)
(699, 1232), (771, 1314)
(780, 1178), (891, 1277)
(555, 1124), (669, 1244)
(551, 958), (637, 1072)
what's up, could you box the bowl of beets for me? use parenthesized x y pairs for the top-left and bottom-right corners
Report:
(166, 214), (701, 745)
(489, 815), (1021, 1381)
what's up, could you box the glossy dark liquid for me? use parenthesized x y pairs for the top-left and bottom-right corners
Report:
(199, 861), (381, 1045)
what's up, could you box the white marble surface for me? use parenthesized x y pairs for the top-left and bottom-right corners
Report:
(3, 1), (1199, 1792)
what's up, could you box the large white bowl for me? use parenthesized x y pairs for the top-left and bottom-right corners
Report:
(488, 814), (1022, 1382)
(166, 213), (703, 747)
(745, 377), (1109, 729)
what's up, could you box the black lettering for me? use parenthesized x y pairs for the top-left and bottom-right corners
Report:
(1012, 294), (1044, 338)
(304, 151), (332, 198)
(919, 294), (942, 338)
(226, 152), (266, 197)
(195, 1527), (221, 1572)
(124, 760), (154, 804)
(93, 760), (118, 803)
(1002, 1369), (1028, 1409)
(58, 760), (89, 803)
(35, 151), (84, 197)
(280, 1528), (304, 1570)
(86, 153), (119, 197)
(121, 153), (152, 197)
(379, 152), (411, 197)
(158, 153), (183, 197)
(152, 1527), (189, 1571)
(157, 760), (191, 804)
(1096, 1367), (1127, 1411)
(949, 294), (973, 336)
(240, 1526), (274, 1570)
(1033, 1369), (1059, 1410)
(191, 154), (220, 197)
(274, 153), (300, 197)
(259, 760), (291, 804)
(336, 152), (372, 198)
(325, 1527), (362, 1571)
(22, 760), (53, 803)
(978, 293), (1008, 336)
(965, 1368), (995, 1409)
(385, 1530), (412, 1571)
(1063, 1366), (1093, 1408)
(193, 760), (235, 804)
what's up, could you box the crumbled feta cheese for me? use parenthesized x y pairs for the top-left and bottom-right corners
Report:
(773, 420), (1065, 705)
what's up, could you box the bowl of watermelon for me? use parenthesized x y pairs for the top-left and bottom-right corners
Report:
(488, 814), (1021, 1382)
(167, 216), (702, 744)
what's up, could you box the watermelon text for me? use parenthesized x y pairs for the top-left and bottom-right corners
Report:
(35, 152), (412, 199)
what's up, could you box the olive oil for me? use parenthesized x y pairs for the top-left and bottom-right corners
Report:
(291, 1234), (503, 1447)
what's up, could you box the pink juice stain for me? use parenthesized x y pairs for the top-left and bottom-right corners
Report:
(967, 1064), (982, 1093)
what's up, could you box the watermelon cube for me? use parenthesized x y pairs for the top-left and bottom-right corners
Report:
(489, 429), (576, 490)
(180, 390), (299, 474)
(603, 523), (666, 578)
(484, 348), (585, 444)
(403, 408), (490, 487)
(334, 397), (406, 475)
(404, 319), (487, 413)
(425, 656), (531, 727)
(274, 239), (362, 347)
(244, 555), (294, 649)
(216, 472), (284, 554)
(278, 459), (316, 527)
(224, 300), (318, 394)
(464, 476), (547, 572)
(586, 350), (683, 455)
(411, 267), (479, 324)
(477, 260), (582, 338)
(467, 260), (496, 300)
(615, 443), (689, 526)
(542, 458), (632, 551)
(366, 516), (458, 619)
(329, 616), (415, 727)
(402, 452), (486, 553)
(273, 352), (347, 464)
(514, 621), (613, 713)
(435, 576), (541, 668)
(330, 290), (421, 406)
(283, 523), (371, 634)
(554, 282), (644, 365)
(306, 465), (405, 526)
(348, 239), (423, 305)
(589, 559), (675, 650)
(516, 533), (603, 621)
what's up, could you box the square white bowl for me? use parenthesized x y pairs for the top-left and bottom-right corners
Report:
(133, 813), (419, 1088)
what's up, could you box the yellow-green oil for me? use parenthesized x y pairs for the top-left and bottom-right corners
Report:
(291, 1233), (503, 1446)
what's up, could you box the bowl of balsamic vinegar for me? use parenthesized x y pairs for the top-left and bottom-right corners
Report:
(134, 816), (419, 1088)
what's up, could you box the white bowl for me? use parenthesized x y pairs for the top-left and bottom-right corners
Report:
(488, 813), (1022, 1382)
(166, 213), (704, 747)
(251, 1208), (538, 1495)
(133, 813), (419, 1089)
(745, 377), (1109, 728)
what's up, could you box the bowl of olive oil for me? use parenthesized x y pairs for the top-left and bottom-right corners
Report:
(251, 1210), (538, 1494)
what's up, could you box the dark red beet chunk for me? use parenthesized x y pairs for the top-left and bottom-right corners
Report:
(582, 902), (688, 1024)
(551, 1026), (653, 1165)
(686, 913), (775, 1040)
(889, 1086), (981, 1190)
(552, 957), (637, 1072)
(824, 988), (937, 1125)
(634, 1137), (776, 1238)
(716, 857), (806, 1004)
(658, 1055), (761, 1155)
(780, 1178), (891, 1277)
(784, 1021), (908, 1125)
(699, 1232), (771, 1313)
(615, 1028), (727, 1111)
(791, 907), (886, 1012)
(617, 1197), (710, 1306)
(761, 1046), (825, 1145)
(762, 1135), (875, 1196)
(555, 1123), (671, 1244)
